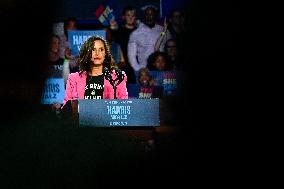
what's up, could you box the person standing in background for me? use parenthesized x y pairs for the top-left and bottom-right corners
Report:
(128, 5), (171, 72)
(62, 17), (79, 74)
(48, 34), (65, 78)
(167, 9), (185, 39)
(110, 6), (138, 85)
(164, 38), (179, 70)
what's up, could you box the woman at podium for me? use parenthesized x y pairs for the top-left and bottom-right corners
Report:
(62, 36), (128, 107)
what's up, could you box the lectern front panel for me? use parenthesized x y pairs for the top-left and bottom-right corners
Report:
(78, 99), (159, 127)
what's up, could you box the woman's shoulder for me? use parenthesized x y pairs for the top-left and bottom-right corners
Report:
(68, 71), (87, 80)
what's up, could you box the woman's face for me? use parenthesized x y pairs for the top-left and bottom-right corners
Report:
(91, 40), (106, 65)
(139, 71), (150, 86)
(154, 55), (166, 70)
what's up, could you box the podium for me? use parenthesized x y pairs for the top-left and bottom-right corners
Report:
(62, 98), (159, 128)
(61, 99), (160, 148)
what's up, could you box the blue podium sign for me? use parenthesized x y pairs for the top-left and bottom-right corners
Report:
(78, 99), (160, 127)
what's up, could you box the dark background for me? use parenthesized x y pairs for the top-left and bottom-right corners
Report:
(0, 0), (240, 187)
(54, 0), (186, 21)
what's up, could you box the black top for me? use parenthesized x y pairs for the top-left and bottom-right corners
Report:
(84, 74), (104, 99)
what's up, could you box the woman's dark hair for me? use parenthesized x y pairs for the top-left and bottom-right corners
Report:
(78, 36), (115, 74)
(146, 51), (172, 71)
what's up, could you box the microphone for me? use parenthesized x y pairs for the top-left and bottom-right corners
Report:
(103, 67), (113, 84)
(104, 67), (125, 99)
(114, 67), (125, 86)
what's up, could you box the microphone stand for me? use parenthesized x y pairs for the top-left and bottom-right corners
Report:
(111, 82), (117, 99)
(104, 67), (124, 99)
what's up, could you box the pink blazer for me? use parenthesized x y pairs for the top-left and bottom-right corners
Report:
(62, 71), (128, 107)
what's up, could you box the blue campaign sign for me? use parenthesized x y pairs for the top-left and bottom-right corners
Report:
(135, 71), (177, 96)
(78, 99), (160, 127)
(150, 71), (177, 96)
(41, 78), (65, 104)
(67, 30), (106, 56)
(127, 84), (164, 99)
